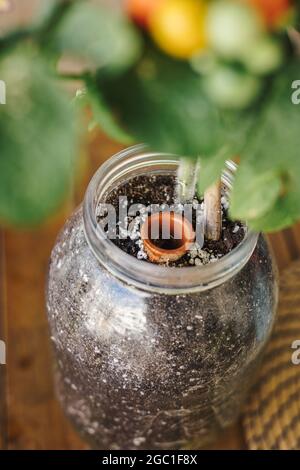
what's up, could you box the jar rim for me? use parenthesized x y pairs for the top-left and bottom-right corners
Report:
(83, 144), (258, 294)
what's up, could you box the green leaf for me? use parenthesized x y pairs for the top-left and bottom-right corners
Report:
(197, 88), (258, 192)
(220, 108), (257, 156)
(230, 57), (300, 231)
(83, 77), (134, 144)
(247, 192), (300, 232)
(198, 146), (230, 194)
(240, 59), (300, 174)
(0, 46), (79, 226)
(98, 47), (228, 157)
(230, 167), (282, 220)
(49, 2), (142, 74)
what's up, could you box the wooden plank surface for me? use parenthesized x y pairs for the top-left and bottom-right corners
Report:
(0, 131), (299, 450)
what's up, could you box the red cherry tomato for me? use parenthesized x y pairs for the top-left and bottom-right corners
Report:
(245, 0), (293, 28)
(126, 0), (164, 28)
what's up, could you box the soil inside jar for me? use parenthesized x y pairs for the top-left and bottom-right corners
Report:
(97, 174), (245, 267)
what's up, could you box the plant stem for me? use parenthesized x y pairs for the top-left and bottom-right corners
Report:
(0, 29), (32, 56)
(57, 72), (87, 81)
(0, 0), (75, 56)
(36, 0), (75, 46)
(175, 158), (200, 203)
(204, 180), (222, 241)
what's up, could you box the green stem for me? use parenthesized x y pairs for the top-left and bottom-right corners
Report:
(0, 29), (33, 56)
(175, 158), (200, 203)
(0, 0), (76, 56)
(57, 72), (88, 81)
(36, 0), (76, 47)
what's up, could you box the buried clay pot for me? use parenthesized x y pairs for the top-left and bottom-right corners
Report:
(141, 212), (195, 264)
(46, 146), (278, 450)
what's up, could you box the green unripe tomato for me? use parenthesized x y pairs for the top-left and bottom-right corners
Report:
(206, 1), (263, 60)
(203, 65), (262, 109)
(190, 51), (218, 75)
(242, 35), (283, 75)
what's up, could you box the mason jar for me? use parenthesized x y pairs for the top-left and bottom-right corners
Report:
(46, 145), (278, 450)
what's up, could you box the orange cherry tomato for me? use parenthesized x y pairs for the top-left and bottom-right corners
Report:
(126, 0), (164, 27)
(245, 0), (293, 28)
(149, 0), (207, 59)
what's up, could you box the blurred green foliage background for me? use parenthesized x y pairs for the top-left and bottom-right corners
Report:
(0, 0), (300, 232)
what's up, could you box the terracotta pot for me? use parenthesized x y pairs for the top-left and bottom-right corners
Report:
(141, 212), (195, 263)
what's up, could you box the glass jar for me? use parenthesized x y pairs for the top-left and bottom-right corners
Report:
(46, 145), (278, 450)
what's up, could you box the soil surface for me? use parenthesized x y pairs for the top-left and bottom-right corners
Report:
(98, 174), (245, 267)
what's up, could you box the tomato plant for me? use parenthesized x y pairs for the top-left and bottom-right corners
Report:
(0, 0), (299, 232)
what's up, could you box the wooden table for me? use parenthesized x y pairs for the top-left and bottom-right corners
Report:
(1, 131), (299, 450)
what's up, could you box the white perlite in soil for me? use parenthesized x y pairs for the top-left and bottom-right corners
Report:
(100, 174), (245, 267)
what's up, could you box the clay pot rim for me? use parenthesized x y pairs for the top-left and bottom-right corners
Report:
(141, 212), (195, 263)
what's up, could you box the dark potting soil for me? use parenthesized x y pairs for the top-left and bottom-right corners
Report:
(98, 174), (245, 267)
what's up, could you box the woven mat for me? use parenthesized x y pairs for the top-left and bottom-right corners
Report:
(243, 260), (300, 450)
